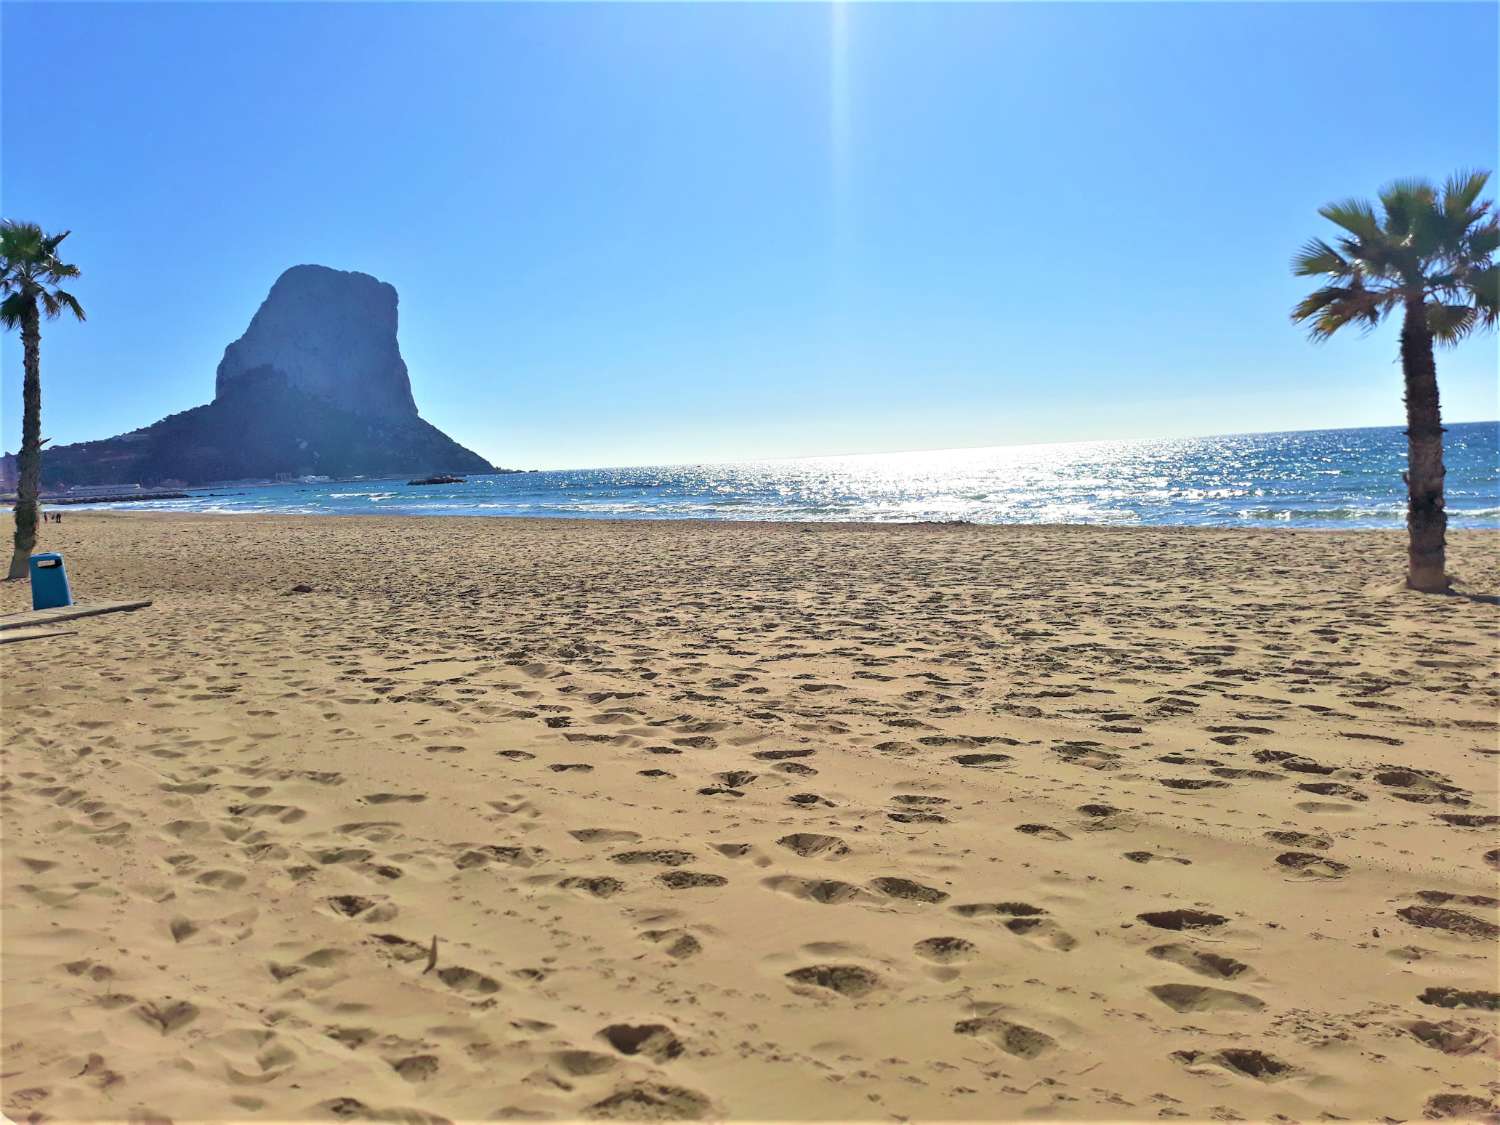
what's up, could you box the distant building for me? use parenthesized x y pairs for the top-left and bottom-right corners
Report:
(0, 453), (15, 490)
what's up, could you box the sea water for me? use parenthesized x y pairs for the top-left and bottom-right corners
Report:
(69, 422), (1499, 529)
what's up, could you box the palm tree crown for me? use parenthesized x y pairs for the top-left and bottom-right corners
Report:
(1, 220), (85, 329)
(1291, 170), (1498, 342)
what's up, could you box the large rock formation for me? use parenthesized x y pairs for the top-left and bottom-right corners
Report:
(215, 265), (418, 421)
(32, 265), (500, 487)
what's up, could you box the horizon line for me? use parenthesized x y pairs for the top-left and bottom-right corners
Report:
(502, 416), (1500, 474)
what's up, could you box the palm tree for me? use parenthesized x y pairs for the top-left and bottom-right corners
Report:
(2, 221), (85, 580)
(1292, 171), (1497, 592)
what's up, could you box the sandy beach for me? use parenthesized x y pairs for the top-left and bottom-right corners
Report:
(2, 512), (1496, 1123)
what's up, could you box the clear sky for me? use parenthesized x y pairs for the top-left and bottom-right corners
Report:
(3, 2), (1496, 470)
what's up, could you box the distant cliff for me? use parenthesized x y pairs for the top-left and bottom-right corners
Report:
(31, 265), (499, 487)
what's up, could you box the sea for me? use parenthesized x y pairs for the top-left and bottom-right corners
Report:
(66, 422), (1499, 529)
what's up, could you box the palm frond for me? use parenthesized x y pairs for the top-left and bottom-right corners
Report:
(1379, 177), (1437, 238)
(1466, 265), (1500, 328)
(0, 221), (44, 262)
(1426, 301), (1477, 344)
(1291, 237), (1350, 277)
(1318, 198), (1383, 243)
(1464, 219), (1499, 261)
(1, 219), (83, 319)
(0, 291), (32, 331)
(1291, 283), (1388, 340)
(1442, 169), (1490, 219)
(52, 288), (85, 322)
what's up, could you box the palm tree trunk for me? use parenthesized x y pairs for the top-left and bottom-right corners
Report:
(7, 304), (42, 581)
(1399, 295), (1448, 592)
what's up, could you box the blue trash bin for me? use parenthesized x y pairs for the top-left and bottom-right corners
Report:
(29, 552), (73, 611)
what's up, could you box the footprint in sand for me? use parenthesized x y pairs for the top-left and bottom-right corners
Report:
(1424, 1094), (1500, 1120)
(135, 999), (199, 1034)
(914, 936), (977, 963)
(1437, 813), (1500, 829)
(951, 753), (1012, 769)
(640, 928), (703, 959)
(1298, 781), (1367, 801)
(570, 829), (641, 844)
(774, 762), (818, 776)
(1275, 851), (1350, 879)
(762, 875), (875, 905)
(889, 807), (948, 824)
(389, 1054), (440, 1082)
(333, 821), (402, 842)
(612, 850), (696, 867)
(1123, 851), (1192, 866)
(1264, 829), (1332, 850)
(1147, 943), (1251, 979)
(776, 833), (850, 859)
(656, 871), (728, 889)
(869, 876), (948, 904)
(1149, 983), (1263, 1012)
(1402, 1020), (1495, 1056)
(1173, 1048), (1298, 1081)
(954, 1016), (1055, 1058)
(553, 1049), (618, 1077)
(1004, 916), (1078, 951)
(586, 1083), (713, 1121)
(598, 1023), (684, 1062)
(1396, 905), (1499, 940)
(1159, 778), (1231, 791)
(1420, 986), (1500, 1010)
(1137, 909), (1229, 931)
(327, 894), (393, 920)
(370, 933), (430, 963)
(1254, 750), (1335, 775)
(436, 966), (500, 995)
(1015, 823), (1070, 841)
(194, 868), (247, 890)
(951, 901), (1045, 918)
(787, 792), (834, 808)
(226, 802), (305, 823)
(784, 964), (884, 998)
(455, 845), (547, 869)
(560, 876), (627, 898)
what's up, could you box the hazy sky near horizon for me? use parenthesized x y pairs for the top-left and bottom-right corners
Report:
(3, 2), (1497, 471)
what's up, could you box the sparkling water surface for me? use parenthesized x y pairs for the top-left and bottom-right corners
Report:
(72, 422), (1499, 528)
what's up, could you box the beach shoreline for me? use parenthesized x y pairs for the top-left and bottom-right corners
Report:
(2, 512), (1496, 1121)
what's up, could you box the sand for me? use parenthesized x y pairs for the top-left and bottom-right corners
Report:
(1, 512), (1496, 1123)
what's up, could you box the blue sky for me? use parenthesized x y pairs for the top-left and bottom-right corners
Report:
(3, 2), (1496, 470)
